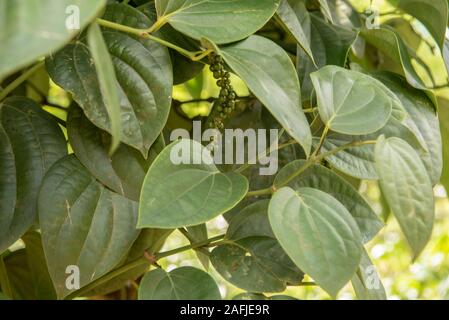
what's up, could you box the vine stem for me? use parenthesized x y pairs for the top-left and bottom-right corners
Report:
(96, 18), (209, 61)
(0, 61), (45, 101)
(64, 234), (226, 300)
(0, 254), (12, 299)
(312, 124), (330, 157)
(246, 139), (377, 197)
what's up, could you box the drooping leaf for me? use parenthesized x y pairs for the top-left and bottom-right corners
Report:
(0, 97), (67, 253)
(318, 0), (333, 23)
(274, 160), (383, 243)
(351, 248), (387, 300)
(320, 117), (434, 181)
(387, 0), (448, 48)
(276, 0), (314, 63)
(21, 232), (57, 300)
(67, 105), (164, 201)
(139, 2), (204, 85)
(360, 26), (438, 104)
(85, 229), (172, 297)
(211, 236), (304, 293)
(138, 266), (221, 300)
(46, 3), (173, 156)
(268, 187), (363, 297)
(207, 35), (312, 156)
(0, 0), (106, 80)
(439, 98), (449, 194)
(373, 72), (442, 185)
(155, 0), (280, 44)
(87, 22), (121, 154)
(138, 139), (248, 229)
(374, 136), (434, 258)
(297, 13), (357, 100)
(310, 66), (395, 135)
(185, 224), (210, 270)
(3, 250), (34, 300)
(38, 155), (140, 298)
(226, 200), (275, 240)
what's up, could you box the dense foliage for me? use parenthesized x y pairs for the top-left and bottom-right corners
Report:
(0, 0), (448, 300)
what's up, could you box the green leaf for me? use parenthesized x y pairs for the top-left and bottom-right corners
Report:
(0, 0), (106, 80)
(38, 155), (140, 298)
(276, 0), (314, 63)
(0, 97), (67, 253)
(297, 13), (357, 100)
(211, 236), (303, 293)
(67, 105), (164, 202)
(374, 136), (434, 258)
(439, 98), (449, 193)
(318, 0), (333, 23)
(138, 266), (221, 300)
(274, 160), (383, 243)
(320, 118), (435, 181)
(387, 0), (448, 48)
(139, 2), (204, 85)
(310, 66), (395, 135)
(186, 224), (210, 270)
(209, 35), (312, 156)
(138, 139), (248, 229)
(268, 187), (363, 297)
(373, 73), (442, 185)
(0, 292), (9, 300)
(351, 248), (386, 300)
(46, 3), (173, 156)
(22, 232), (57, 300)
(85, 229), (172, 297)
(360, 27), (438, 103)
(155, 0), (280, 44)
(87, 22), (121, 154)
(227, 200), (275, 240)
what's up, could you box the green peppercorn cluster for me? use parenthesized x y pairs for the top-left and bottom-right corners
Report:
(208, 53), (236, 130)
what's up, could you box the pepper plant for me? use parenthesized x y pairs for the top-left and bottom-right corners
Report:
(0, 0), (447, 300)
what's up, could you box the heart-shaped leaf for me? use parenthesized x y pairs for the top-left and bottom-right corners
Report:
(155, 0), (280, 44)
(46, 3), (173, 156)
(268, 187), (363, 297)
(67, 105), (164, 201)
(0, 97), (67, 253)
(38, 155), (140, 298)
(211, 236), (303, 293)
(274, 160), (383, 243)
(209, 35), (312, 155)
(138, 139), (248, 229)
(374, 136), (434, 258)
(138, 266), (221, 300)
(0, 0), (106, 80)
(310, 66), (395, 135)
